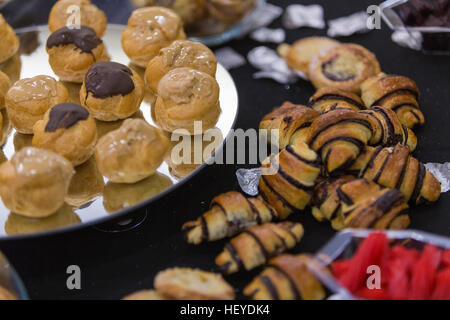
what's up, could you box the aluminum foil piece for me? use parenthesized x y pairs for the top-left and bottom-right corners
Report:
(248, 46), (299, 84)
(425, 162), (450, 193)
(236, 168), (261, 196)
(283, 4), (325, 29)
(214, 47), (246, 70)
(250, 27), (286, 43)
(392, 30), (422, 50)
(327, 11), (371, 37)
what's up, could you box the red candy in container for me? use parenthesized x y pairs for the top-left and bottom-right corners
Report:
(307, 229), (450, 300)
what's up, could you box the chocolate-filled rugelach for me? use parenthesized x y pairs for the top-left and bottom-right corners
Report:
(205, 0), (257, 23)
(361, 73), (425, 129)
(182, 191), (278, 245)
(348, 144), (441, 205)
(259, 102), (320, 149)
(145, 40), (217, 94)
(308, 87), (366, 113)
(306, 109), (372, 175)
(46, 26), (109, 83)
(216, 222), (304, 274)
(278, 37), (340, 77)
(80, 62), (145, 121)
(259, 141), (321, 219)
(309, 44), (381, 94)
(244, 254), (325, 300)
(121, 7), (186, 68)
(313, 178), (410, 230)
(360, 106), (417, 151)
(48, 0), (107, 37)
(155, 67), (221, 134)
(5, 75), (69, 134)
(0, 147), (74, 218)
(95, 119), (169, 183)
(0, 14), (19, 63)
(155, 268), (235, 300)
(32, 103), (97, 166)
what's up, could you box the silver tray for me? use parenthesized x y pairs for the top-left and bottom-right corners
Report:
(0, 24), (239, 239)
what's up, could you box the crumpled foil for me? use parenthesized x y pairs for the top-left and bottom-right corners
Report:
(327, 11), (371, 37)
(248, 46), (299, 84)
(236, 168), (261, 196)
(425, 162), (450, 193)
(214, 47), (246, 70)
(250, 27), (286, 43)
(283, 4), (325, 29)
(392, 30), (422, 50)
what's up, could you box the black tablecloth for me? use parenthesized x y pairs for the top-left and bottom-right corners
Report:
(1, 0), (449, 299)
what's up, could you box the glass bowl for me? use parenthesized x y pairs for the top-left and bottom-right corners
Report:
(0, 251), (28, 300)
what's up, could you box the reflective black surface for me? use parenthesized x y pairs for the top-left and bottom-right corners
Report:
(1, 0), (450, 299)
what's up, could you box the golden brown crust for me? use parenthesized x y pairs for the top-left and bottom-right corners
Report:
(0, 14), (19, 63)
(0, 54), (21, 84)
(182, 191), (278, 244)
(0, 285), (17, 300)
(281, 37), (340, 76)
(309, 43), (381, 94)
(0, 70), (11, 109)
(309, 87), (365, 113)
(154, 268), (235, 300)
(122, 289), (168, 300)
(361, 73), (424, 129)
(48, 0), (107, 37)
(244, 254), (325, 300)
(216, 222), (304, 274)
(259, 102), (320, 149)
(307, 109), (373, 175)
(259, 141), (321, 219)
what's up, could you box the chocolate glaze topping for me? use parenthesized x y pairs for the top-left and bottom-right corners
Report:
(47, 26), (102, 53)
(85, 62), (135, 99)
(45, 103), (89, 132)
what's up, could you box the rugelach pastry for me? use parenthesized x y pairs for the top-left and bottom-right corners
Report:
(360, 106), (417, 151)
(182, 191), (278, 244)
(312, 178), (411, 230)
(65, 157), (104, 207)
(259, 141), (321, 219)
(154, 268), (235, 300)
(95, 118), (169, 183)
(32, 103), (97, 166)
(278, 37), (340, 76)
(308, 87), (365, 113)
(46, 26), (109, 83)
(205, 0), (257, 23)
(80, 62), (145, 121)
(155, 67), (221, 134)
(216, 222), (304, 274)
(361, 73), (425, 129)
(259, 102), (320, 149)
(309, 43), (381, 94)
(0, 147), (74, 218)
(145, 40), (217, 93)
(5, 75), (69, 134)
(348, 144), (441, 205)
(48, 0), (107, 37)
(306, 108), (372, 175)
(0, 14), (19, 63)
(244, 254), (325, 300)
(121, 7), (186, 68)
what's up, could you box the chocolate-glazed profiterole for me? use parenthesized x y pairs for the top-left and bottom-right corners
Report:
(309, 43), (381, 94)
(0, 147), (74, 218)
(32, 103), (97, 166)
(46, 26), (109, 83)
(155, 67), (221, 134)
(80, 62), (144, 121)
(95, 119), (169, 183)
(0, 14), (19, 63)
(48, 0), (107, 37)
(145, 40), (217, 93)
(5, 75), (69, 134)
(121, 7), (186, 68)
(205, 0), (256, 23)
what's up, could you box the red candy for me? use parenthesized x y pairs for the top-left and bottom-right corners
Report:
(331, 232), (450, 300)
